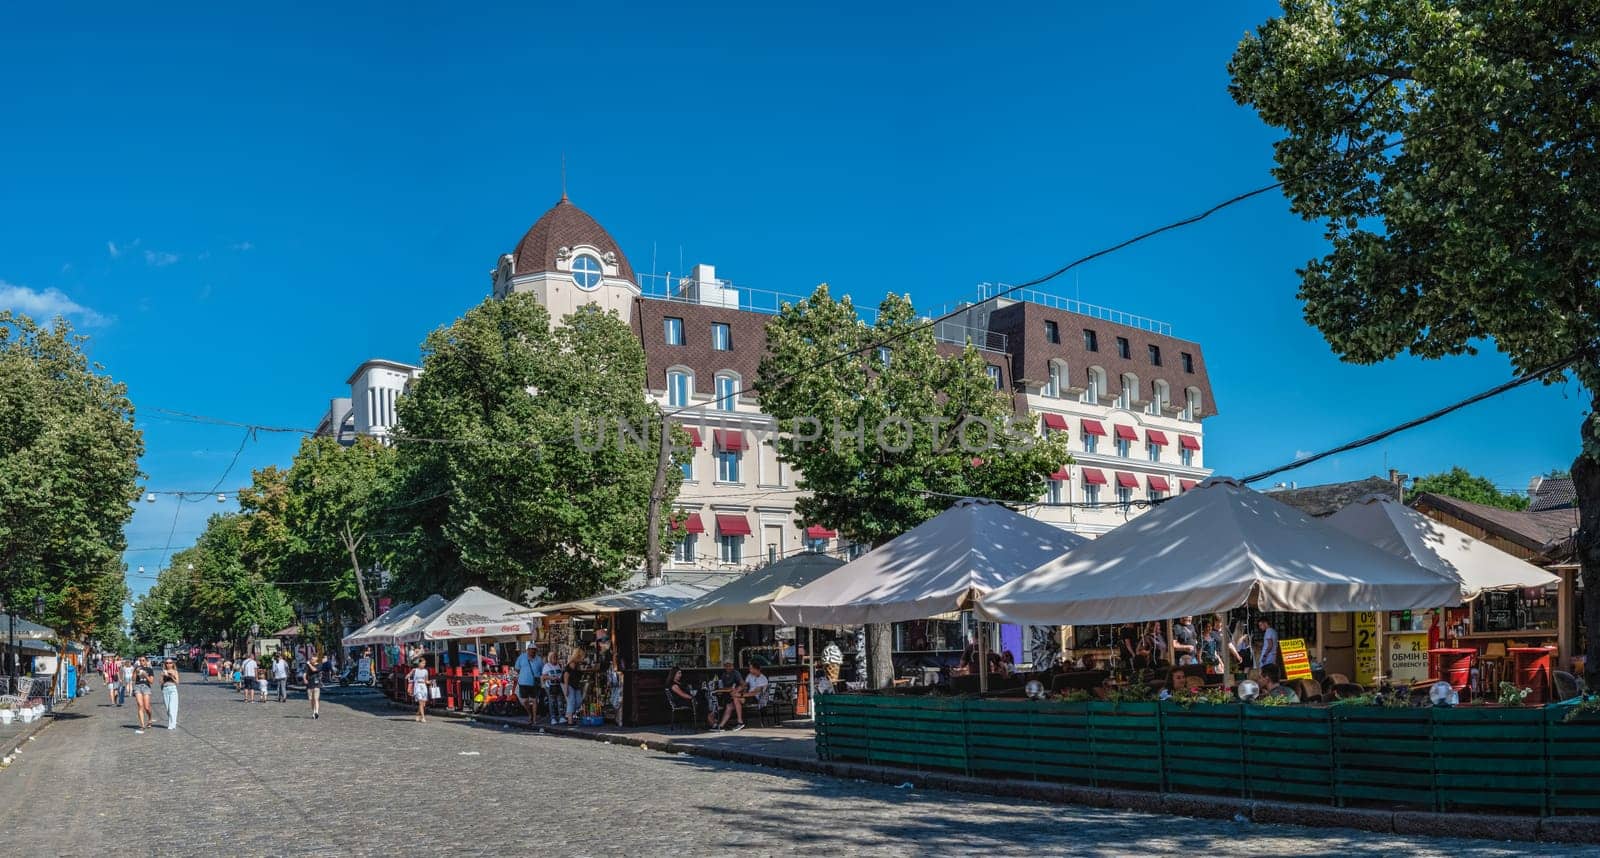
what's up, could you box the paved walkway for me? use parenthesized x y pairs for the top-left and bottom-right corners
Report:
(0, 673), (1578, 856)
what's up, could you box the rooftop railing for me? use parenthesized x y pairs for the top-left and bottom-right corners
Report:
(974, 282), (1174, 336)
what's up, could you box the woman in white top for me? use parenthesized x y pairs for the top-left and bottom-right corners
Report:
(409, 658), (430, 723)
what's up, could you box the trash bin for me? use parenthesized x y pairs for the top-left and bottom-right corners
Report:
(1509, 646), (1556, 704)
(1429, 648), (1474, 702)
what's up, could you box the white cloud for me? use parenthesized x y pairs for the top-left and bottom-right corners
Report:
(143, 249), (179, 267)
(107, 238), (140, 259)
(0, 280), (110, 326)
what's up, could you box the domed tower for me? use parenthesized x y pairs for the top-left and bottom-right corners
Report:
(491, 194), (639, 323)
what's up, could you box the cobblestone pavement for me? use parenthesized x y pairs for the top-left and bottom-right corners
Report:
(0, 674), (1577, 857)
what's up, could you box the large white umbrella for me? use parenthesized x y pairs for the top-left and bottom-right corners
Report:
(769, 499), (1088, 627)
(399, 588), (541, 643)
(666, 553), (844, 630)
(1323, 494), (1560, 600)
(977, 478), (1463, 627)
(539, 582), (718, 625)
(0, 614), (55, 640)
(342, 597), (434, 648)
(345, 594), (449, 647)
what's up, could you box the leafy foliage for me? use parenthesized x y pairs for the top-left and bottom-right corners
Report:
(387, 295), (679, 602)
(1405, 467), (1529, 510)
(131, 513), (294, 652)
(0, 311), (142, 645)
(756, 286), (1072, 546)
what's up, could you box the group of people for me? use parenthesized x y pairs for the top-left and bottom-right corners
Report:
(229, 651), (325, 718)
(509, 643), (623, 728)
(101, 656), (180, 733)
(666, 661), (770, 732)
(1104, 616), (1281, 677)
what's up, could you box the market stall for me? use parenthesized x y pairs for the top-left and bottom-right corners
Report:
(396, 587), (541, 711)
(534, 582), (718, 726)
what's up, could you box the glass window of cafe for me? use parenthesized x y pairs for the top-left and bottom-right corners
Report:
(893, 619), (963, 653)
(1472, 585), (1559, 633)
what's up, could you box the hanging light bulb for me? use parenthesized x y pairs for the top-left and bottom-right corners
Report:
(137, 566), (146, 575)
(145, 493), (157, 503)
(216, 493), (227, 504)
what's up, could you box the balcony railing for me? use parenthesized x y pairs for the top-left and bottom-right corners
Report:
(974, 282), (1174, 336)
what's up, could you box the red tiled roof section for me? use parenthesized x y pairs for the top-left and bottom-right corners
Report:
(512, 196), (635, 282)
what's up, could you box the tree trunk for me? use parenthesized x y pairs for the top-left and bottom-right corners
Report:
(643, 406), (673, 584)
(341, 522), (375, 625)
(867, 623), (894, 689)
(1572, 411), (1600, 691)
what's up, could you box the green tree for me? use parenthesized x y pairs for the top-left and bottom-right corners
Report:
(1406, 467), (1529, 511)
(1229, 0), (1600, 683)
(0, 311), (143, 660)
(757, 286), (1072, 685)
(159, 514), (294, 654)
(388, 295), (680, 602)
(239, 437), (398, 631)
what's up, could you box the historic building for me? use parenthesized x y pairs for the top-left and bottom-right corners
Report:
(317, 195), (1218, 572)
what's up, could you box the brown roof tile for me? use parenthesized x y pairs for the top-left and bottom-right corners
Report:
(1409, 492), (1579, 553)
(513, 196), (635, 282)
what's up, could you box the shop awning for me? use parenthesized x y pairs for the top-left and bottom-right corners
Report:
(1114, 425), (1138, 441)
(672, 512), (705, 534)
(1049, 468), (1071, 481)
(1080, 420), (1107, 436)
(0, 614), (54, 640)
(769, 499), (1087, 626)
(1180, 479), (1198, 491)
(805, 525), (837, 539)
(716, 514), (752, 536)
(684, 427), (703, 447)
(1179, 435), (1201, 451)
(1116, 472), (1139, 488)
(977, 477), (1463, 628)
(542, 582), (719, 625)
(1041, 413), (1069, 431)
(714, 429), (745, 452)
(1148, 475), (1171, 492)
(667, 554), (845, 629)
(342, 594), (449, 647)
(1081, 468), (1107, 485)
(1145, 430), (1169, 446)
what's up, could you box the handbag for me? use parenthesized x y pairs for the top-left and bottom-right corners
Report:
(428, 683), (442, 700)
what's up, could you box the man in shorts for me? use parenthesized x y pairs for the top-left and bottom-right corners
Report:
(513, 643), (544, 726)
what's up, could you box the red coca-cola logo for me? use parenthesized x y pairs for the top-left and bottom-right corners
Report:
(465, 626), (487, 634)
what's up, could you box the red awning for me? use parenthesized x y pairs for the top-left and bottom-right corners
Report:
(1049, 468), (1071, 481)
(684, 427), (703, 448)
(1115, 472), (1139, 488)
(714, 429), (745, 452)
(1179, 479), (1198, 491)
(672, 512), (705, 534)
(1081, 468), (1107, 485)
(1145, 430), (1169, 446)
(805, 525), (837, 539)
(1179, 435), (1201, 451)
(1114, 425), (1139, 441)
(715, 514), (752, 536)
(1080, 419), (1107, 436)
(1148, 475), (1171, 492)
(1041, 413), (1069, 431)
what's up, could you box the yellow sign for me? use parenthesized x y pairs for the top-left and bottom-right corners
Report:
(1354, 611), (1379, 683)
(1390, 632), (1430, 684)
(1280, 638), (1313, 680)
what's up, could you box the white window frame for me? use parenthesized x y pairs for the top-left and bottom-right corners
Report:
(1115, 438), (1131, 458)
(712, 322), (732, 351)
(1117, 486), (1133, 507)
(1044, 361), (1062, 398)
(673, 534), (697, 564)
(1147, 441), (1160, 463)
(718, 534), (742, 565)
(667, 371), (691, 407)
(664, 317), (684, 346)
(986, 365), (1002, 390)
(1181, 447), (1194, 467)
(1047, 479), (1066, 505)
(716, 449), (741, 483)
(1082, 432), (1098, 454)
(715, 375), (738, 412)
(1084, 484), (1100, 506)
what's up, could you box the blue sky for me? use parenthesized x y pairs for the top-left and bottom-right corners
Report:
(2, 3), (1584, 602)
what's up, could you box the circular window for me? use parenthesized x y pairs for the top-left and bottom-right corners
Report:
(570, 254), (603, 291)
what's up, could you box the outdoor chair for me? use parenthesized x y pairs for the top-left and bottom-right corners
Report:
(1326, 673), (1350, 686)
(1291, 678), (1323, 703)
(1328, 682), (1366, 701)
(1554, 670), (1582, 701)
(0, 677), (44, 713)
(664, 688), (698, 733)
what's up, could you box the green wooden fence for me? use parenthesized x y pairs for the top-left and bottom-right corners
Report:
(815, 695), (1599, 815)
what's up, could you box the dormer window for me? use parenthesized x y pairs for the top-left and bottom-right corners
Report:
(571, 254), (603, 290)
(712, 323), (732, 351)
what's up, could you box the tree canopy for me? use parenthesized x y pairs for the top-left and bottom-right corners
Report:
(0, 311), (142, 647)
(386, 294), (680, 602)
(1405, 467), (1529, 510)
(131, 513), (294, 653)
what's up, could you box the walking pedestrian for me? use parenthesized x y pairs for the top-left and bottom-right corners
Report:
(304, 655), (322, 720)
(240, 654), (258, 703)
(256, 661), (268, 702)
(118, 659), (134, 707)
(272, 652), (289, 702)
(1256, 617), (1281, 670)
(105, 658), (119, 707)
(159, 659), (180, 730)
(408, 657), (430, 723)
(514, 643), (543, 726)
(562, 648), (586, 726)
(132, 658), (155, 733)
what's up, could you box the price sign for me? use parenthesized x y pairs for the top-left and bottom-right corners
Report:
(1280, 637), (1313, 680)
(1355, 612), (1378, 683)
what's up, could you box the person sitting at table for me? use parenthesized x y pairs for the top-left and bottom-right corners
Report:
(709, 661), (743, 730)
(667, 668), (699, 721)
(1259, 663), (1299, 702)
(715, 663), (768, 732)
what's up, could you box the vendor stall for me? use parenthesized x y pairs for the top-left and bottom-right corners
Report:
(396, 587), (541, 711)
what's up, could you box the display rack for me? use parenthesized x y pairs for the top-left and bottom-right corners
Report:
(637, 625), (705, 670)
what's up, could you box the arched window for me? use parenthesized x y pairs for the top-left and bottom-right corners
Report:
(1184, 387), (1202, 421)
(667, 369), (693, 408)
(1150, 380), (1170, 416)
(1118, 374), (1139, 410)
(1044, 360), (1066, 398)
(1084, 367), (1105, 405)
(714, 372), (740, 412)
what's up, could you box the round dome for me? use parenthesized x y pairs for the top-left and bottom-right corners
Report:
(511, 195), (635, 283)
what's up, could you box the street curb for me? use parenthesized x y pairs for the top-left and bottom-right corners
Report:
(393, 701), (1591, 844)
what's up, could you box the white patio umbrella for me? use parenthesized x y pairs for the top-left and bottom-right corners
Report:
(976, 478), (1463, 629)
(343, 595), (449, 648)
(666, 553), (844, 630)
(538, 582), (718, 625)
(1323, 494), (1560, 600)
(398, 587), (541, 644)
